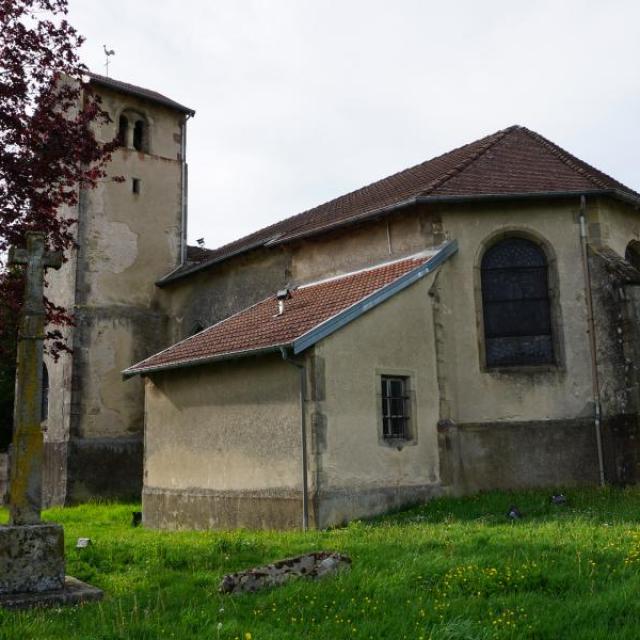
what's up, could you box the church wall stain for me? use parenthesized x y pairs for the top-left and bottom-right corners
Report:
(142, 354), (302, 529)
(43, 83), (186, 504)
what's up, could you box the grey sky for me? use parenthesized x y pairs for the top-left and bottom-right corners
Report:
(68, 0), (640, 250)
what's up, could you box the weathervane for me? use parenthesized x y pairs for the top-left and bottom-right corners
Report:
(103, 44), (115, 77)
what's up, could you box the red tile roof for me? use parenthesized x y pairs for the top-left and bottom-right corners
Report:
(159, 125), (639, 285)
(87, 72), (195, 115)
(126, 253), (437, 376)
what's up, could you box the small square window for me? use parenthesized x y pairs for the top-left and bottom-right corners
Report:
(380, 375), (410, 440)
(132, 178), (141, 194)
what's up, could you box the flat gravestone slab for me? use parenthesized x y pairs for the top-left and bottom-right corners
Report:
(0, 576), (103, 610)
(219, 551), (352, 594)
(0, 523), (64, 594)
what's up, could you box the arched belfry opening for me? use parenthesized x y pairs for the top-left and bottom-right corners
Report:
(118, 110), (150, 153)
(118, 115), (129, 146)
(133, 119), (146, 152)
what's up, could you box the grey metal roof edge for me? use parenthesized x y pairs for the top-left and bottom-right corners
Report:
(122, 344), (287, 379)
(264, 189), (640, 249)
(292, 239), (458, 355)
(158, 188), (639, 288)
(155, 235), (281, 287)
(87, 74), (195, 116)
(264, 197), (418, 247)
(416, 189), (640, 206)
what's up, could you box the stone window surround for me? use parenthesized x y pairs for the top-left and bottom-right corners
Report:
(473, 226), (566, 374)
(375, 368), (418, 449)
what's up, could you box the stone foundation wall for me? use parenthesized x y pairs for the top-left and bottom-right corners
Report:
(438, 418), (601, 494)
(66, 436), (143, 504)
(0, 453), (8, 505)
(143, 487), (308, 530)
(143, 483), (444, 531)
(316, 484), (443, 529)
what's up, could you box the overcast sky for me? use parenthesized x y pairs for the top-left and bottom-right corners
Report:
(68, 0), (640, 250)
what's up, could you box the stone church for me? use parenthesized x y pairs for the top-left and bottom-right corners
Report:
(4, 74), (640, 529)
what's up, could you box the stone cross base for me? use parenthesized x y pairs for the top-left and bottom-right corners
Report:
(0, 524), (103, 609)
(0, 576), (103, 610)
(0, 524), (64, 594)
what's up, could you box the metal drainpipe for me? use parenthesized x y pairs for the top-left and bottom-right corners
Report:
(579, 195), (606, 486)
(280, 347), (309, 531)
(179, 114), (191, 265)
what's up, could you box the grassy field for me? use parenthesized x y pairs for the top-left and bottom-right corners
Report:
(2, 489), (640, 639)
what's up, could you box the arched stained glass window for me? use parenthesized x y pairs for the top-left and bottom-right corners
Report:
(481, 237), (554, 367)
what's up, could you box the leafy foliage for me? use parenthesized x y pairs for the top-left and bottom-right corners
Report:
(0, 0), (118, 433)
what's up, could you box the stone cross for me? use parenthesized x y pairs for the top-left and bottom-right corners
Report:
(7, 232), (62, 525)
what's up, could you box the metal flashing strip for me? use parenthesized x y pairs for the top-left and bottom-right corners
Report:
(297, 249), (438, 290)
(415, 188), (639, 206)
(156, 189), (640, 287)
(155, 234), (283, 287)
(292, 239), (458, 355)
(122, 345), (285, 378)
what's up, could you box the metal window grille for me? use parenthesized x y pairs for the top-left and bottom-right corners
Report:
(381, 376), (410, 439)
(481, 238), (554, 367)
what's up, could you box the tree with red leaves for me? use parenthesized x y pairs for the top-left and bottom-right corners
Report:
(0, 0), (117, 444)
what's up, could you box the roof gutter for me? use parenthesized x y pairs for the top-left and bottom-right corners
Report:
(267, 190), (639, 248)
(416, 188), (640, 207)
(158, 189), (639, 286)
(122, 344), (286, 379)
(156, 234), (282, 287)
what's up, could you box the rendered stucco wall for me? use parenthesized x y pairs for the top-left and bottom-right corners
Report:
(160, 249), (290, 343)
(143, 355), (302, 530)
(309, 274), (442, 527)
(160, 208), (443, 343)
(43, 83), (187, 503)
(434, 198), (640, 492)
(438, 200), (593, 424)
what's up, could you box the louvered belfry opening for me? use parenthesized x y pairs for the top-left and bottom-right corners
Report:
(481, 237), (554, 367)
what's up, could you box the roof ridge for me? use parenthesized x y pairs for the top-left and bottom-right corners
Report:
(519, 127), (640, 196)
(86, 71), (195, 116)
(419, 125), (519, 196)
(195, 127), (520, 259)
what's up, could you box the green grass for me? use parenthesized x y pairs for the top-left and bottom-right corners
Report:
(2, 488), (640, 639)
